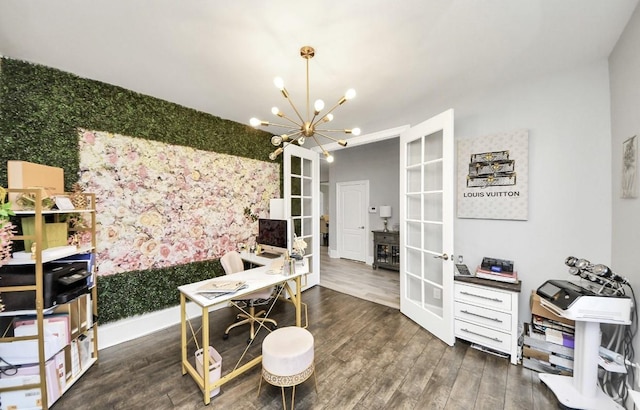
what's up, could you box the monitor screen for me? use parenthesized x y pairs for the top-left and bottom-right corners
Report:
(257, 218), (289, 255)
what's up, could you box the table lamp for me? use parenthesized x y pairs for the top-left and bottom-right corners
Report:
(379, 206), (392, 232)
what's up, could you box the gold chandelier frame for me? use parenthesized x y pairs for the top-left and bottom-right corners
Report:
(250, 46), (360, 162)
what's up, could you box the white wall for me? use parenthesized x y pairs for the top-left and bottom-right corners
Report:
(610, 3), (640, 370)
(328, 138), (400, 260)
(328, 60), (613, 327)
(453, 61), (613, 326)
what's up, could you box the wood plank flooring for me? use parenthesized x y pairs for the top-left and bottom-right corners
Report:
(318, 247), (399, 309)
(52, 253), (559, 409)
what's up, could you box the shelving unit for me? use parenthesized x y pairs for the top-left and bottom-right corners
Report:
(372, 230), (400, 271)
(0, 188), (98, 409)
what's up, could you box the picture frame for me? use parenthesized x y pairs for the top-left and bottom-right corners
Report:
(622, 135), (637, 199)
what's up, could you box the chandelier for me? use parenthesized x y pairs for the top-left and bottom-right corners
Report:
(250, 46), (361, 162)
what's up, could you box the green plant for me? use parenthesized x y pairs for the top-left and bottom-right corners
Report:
(0, 57), (281, 322)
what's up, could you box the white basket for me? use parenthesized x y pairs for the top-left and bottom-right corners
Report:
(195, 346), (222, 398)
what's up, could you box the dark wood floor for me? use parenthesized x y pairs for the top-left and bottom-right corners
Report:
(52, 285), (559, 410)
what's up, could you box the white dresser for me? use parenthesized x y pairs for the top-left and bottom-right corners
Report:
(454, 276), (521, 365)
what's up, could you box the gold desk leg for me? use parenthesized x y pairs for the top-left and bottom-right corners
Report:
(295, 276), (302, 327)
(180, 293), (187, 375)
(202, 305), (211, 405)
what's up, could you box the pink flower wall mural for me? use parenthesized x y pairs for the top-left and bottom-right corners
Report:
(79, 129), (280, 276)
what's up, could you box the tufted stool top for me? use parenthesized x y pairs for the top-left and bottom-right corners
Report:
(262, 327), (314, 384)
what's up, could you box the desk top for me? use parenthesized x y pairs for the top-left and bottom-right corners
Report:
(239, 250), (284, 266)
(179, 260), (308, 307)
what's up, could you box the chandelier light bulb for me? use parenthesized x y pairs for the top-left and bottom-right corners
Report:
(273, 77), (285, 90)
(298, 136), (306, 145)
(323, 114), (334, 123)
(324, 152), (334, 163)
(271, 106), (281, 116)
(269, 147), (284, 160)
(314, 99), (325, 113)
(271, 135), (283, 146)
(345, 89), (356, 100)
(249, 117), (261, 127)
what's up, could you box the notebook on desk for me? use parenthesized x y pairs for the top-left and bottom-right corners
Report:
(197, 280), (246, 294)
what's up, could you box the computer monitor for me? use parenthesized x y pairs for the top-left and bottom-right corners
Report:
(257, 218), (290, 256)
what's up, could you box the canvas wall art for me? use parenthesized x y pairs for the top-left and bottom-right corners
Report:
(457, 129), (529, 220)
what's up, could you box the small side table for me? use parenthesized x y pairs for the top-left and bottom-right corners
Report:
(372, 230), (400, 271)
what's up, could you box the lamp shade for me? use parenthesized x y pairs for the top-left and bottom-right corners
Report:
(379, 206), (392, 218)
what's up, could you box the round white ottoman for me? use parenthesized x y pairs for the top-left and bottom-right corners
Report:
(259, 327), (317, 409)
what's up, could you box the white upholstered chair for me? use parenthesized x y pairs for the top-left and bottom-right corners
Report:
(220, 251), (277, 342)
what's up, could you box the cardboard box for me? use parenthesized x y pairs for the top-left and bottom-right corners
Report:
(7, 160), (64, 210)
(530, 291), (574, 327)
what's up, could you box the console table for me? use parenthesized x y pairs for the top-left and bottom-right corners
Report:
(372, 230), (400, 271)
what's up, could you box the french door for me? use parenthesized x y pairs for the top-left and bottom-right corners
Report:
(399, 109), (455, 345)
(284, 144), (320, 289)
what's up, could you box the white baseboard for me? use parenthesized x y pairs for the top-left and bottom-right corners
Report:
(327, 247), (373, 266)
(98, 302), (225, 350)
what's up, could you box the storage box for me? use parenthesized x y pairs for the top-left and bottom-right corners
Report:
(530, 291), (574, 327)
(7, 160), (64, 210)
(195, 346), (222, 398)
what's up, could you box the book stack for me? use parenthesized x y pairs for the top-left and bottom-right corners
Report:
(521, 292), (575, 375)
(474, 257), (518, 283)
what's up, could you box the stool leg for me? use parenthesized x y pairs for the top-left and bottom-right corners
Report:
(313, 370), (318, 395)
(281, 387), (287, 410)
(257, 375), (263, 398)
(291, 385), (296, 410)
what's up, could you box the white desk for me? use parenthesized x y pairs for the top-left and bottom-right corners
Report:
(239, 250), (285, 267)
(179, 262), (308, 404)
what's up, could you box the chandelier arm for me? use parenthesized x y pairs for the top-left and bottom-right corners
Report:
(282, 89), (306, 125)
(277, 112), (304, 128)
(310, 135), (329, 156)
(264, 121), (301, 131)
(284, 130), (304, 142)
(311, 99), (345, 127)
(316, 130), (347, 147)
(314, 131), (346, 143)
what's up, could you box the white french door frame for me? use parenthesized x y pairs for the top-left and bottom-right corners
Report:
(283, 144), (320, 289)
(399, 108), (455, 346)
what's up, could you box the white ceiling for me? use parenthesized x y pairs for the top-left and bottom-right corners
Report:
(0, 1), (637, 144)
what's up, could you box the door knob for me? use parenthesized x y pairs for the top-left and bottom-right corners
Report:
(434, 253), (449, 260)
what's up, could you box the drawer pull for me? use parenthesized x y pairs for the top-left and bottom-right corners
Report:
(460, 328), (502, 343)
(460, 309), (503, 323)
(459, 291), (502, 303)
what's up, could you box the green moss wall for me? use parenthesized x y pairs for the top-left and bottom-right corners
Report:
(0, 57), (278, 322)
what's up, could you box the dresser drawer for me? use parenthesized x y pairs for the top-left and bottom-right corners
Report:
(455, 302), (512, 333)
(455, 319), (511, 354)
(373, 232), (399, 245)
(455, 283), (512, 311)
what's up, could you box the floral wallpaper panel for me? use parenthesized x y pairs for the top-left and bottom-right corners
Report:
(78, 129), (280, 276)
